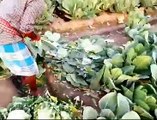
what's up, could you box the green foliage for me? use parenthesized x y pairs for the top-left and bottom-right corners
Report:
(40, 16), (157, 91)
(55, 0), (157, 19)
(35, 0), (56, 31)
(32, 0), (157, 21)
(0, 96), (80, 119)
(83, 106), (98, 119)
(56, 0), (140, 19)
(125, 10), (150, 42)
(42, 33), (122, 89)
(83, 83), (157, 119)
(129, 84), (157, 119)
(113, 0), (140, 13)
(1, 7), (157, 120)
(132, 55), (152, 70)
(99, 0), (115, 11)
(0, 108), (7, 120)
(140, 0), (157, 7)
(37, 10), (157, 119)
(99, 91), (117, 111)
(57, 0), (100, 19)
(83, 91), (141, 119)
(0, 59), (11, 78)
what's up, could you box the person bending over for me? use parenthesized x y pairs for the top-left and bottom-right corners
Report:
(0, 0), (45, 95)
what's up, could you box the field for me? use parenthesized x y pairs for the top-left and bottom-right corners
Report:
(0, 0), (157, 119)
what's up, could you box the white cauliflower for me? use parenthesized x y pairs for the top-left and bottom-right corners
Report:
(7, 110), (31, 120)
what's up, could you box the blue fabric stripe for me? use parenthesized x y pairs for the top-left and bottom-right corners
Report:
(4, 57), (34, 67)
(0, 41), (26, 53)
(3, 44), (14, 52)
(25, 56), (34, 66)
(0, 41), (36, 69)
(18, 42), (26, 50)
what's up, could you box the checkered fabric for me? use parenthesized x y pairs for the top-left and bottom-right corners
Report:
(0, 41), (39, 76)
(0, 0), (45, 45)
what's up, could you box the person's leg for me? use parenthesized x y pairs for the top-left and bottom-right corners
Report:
(0, 42), (39, 96)
(22, 75), (39, 95)
(11, 75), (39, 96)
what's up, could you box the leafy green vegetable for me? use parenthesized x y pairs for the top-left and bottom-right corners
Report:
(100, 109), (115, 119)
(114, 0), (140, 13)
(58, 0), (100, 19)
(111, 54), (124, 67)
(151, 64), (157, 81)
(122, 84), (157, 119)
(133, 55), (152, 70)
(84, 92), (138, 119)
(0, 108), (7, 120)
(89, 66), (105, 90)
(99, 91), (117, 111)
(134, 105), (153, 120)
(155, 109), (157, 119)
(38, 11), (157, 93)
(126, 47), (137, 64)
(35, 0), (55, 31)
(134, 43), (145, 54)
(121, 111), (141, 119)
(145, 96), (157, 110)
(1, 8), (157, 120)
(111, 68), (123, 80)
(116, 93), (131, 118)
(55, 0), (157, 19)
(122, 85), (134, 100)
(0, 96), (80, 119)
(140, 0), (157, 7)
(83, 85), (157, 119)
(83, 106), (98, 119)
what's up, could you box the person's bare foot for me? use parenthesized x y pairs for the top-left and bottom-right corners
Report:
(0, 78), (18, 107)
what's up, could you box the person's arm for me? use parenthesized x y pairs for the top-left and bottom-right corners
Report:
(19, 0), (45, 33)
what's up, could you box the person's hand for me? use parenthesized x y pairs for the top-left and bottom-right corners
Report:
(24, 32), (40, 41)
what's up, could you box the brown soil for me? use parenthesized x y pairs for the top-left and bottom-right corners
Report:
(46, 68), (106, 110)
(63, 16), (157, 41)
(49, 8), (157, 33)
(49, 12), (127, 33)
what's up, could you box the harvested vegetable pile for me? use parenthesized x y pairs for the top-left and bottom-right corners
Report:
(0, 94), (80, 119)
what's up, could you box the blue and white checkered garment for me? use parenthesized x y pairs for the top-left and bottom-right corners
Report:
(0, 41), (39, 76)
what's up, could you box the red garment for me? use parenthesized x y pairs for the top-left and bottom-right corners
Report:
(0, 17), (40, 41)
(0, 0), (45, 45)
(24, 32), (40, 41)
(0, 0), (44, 95)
